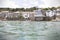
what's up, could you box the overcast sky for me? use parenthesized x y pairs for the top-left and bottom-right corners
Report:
(0, 0), (60, 8)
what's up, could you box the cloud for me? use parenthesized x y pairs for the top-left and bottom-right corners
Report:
(0, 0), (60, 8)
(11, 0), (43, 8)
(0, 0), (44, 8)
(0, 0), (19, 8)
(42, 0), (60, 7)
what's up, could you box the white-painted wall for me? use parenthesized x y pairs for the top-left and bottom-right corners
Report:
(46, 10), (56, 17)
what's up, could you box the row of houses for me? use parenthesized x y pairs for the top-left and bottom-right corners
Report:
(0, 8), (60, 21)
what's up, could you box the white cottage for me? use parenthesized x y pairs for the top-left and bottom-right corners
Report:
(22, 12), (35, 20)
(22, 12), (29, 19)
(56, 9), (60, 20)
(45, 10), (56, 20)
(56, 9), (60, 15)
(46, 10), (56, 17)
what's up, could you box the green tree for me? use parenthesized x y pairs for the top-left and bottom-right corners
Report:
(18, 13), (24, 20)
(57, 6), (60, 9)
(50, 7), (56, 10)
(43, 8), (49, 10)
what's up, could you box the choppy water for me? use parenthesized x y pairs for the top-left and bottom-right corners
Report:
(0, 21), (60, 40)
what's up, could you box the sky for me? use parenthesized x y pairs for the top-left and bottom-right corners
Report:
(0, 0), (60, 8)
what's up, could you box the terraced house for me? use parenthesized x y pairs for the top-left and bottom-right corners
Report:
(0, 8), (59, 21)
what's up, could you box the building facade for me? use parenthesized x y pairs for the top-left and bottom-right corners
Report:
(34, 9), (45, 21)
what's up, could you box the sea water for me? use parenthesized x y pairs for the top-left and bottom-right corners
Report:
(0, 21), (60, 40)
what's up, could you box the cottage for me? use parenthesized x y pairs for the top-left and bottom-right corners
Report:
(6, 11), (20, 20)
(0, 11), (21, 20)
(22, 12), (29, 18)
(22, 12), (35, 20)
(56, 9), (60, 16)
(29, 12), (35, 21)
(45, 10), (56, 20)
(56, 9), (60, 21)
(0, 11), (9, 20)
(34, 9), (45, 21)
